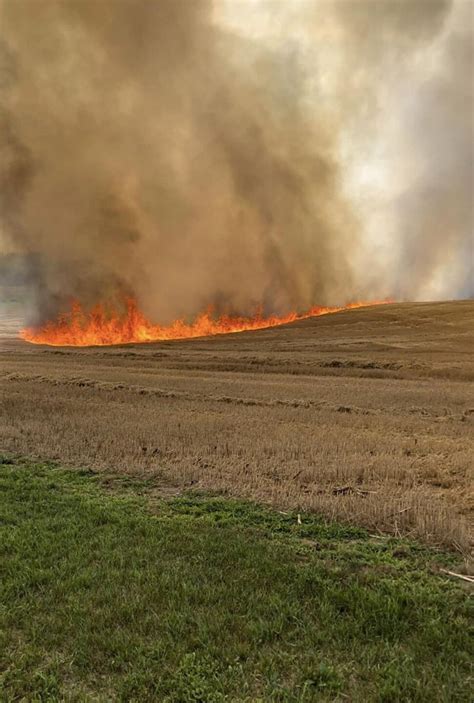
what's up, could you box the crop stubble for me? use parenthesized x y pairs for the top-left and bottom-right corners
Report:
(1, 301), (473, 548)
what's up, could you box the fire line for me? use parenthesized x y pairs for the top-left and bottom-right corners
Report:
(20, 299), (390, 347)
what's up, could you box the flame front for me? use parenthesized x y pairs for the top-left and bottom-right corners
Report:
(20, 299), (389, 347)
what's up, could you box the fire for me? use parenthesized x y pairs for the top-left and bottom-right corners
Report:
(20, 298), (389, 347)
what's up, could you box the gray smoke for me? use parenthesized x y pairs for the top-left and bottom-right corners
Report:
(391, 1), (474, 299)
(0, 0), (471, 324)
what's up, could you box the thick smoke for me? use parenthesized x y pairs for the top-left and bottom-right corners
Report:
(390, 1), (474, 299)
(0, 0), (472, 324)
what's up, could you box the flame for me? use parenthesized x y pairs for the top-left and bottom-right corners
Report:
(20, 298), (390, 347)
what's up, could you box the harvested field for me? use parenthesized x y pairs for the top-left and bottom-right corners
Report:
(1, 300), (473, 548)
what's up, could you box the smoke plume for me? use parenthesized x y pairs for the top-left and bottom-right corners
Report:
(0, 0), (472, 323)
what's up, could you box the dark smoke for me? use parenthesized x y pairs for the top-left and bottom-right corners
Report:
(0, 0), (471, 324)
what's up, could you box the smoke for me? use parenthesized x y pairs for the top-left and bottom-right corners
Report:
(0, 0), (472, 324)
(390, 1), (474, 299)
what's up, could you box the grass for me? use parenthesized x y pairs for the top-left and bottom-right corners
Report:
(0, 458), (472, 702)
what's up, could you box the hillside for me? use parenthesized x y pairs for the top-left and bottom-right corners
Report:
(1, 301), (473, 547)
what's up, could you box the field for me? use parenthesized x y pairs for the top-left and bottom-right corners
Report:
(1, 458), (472, 702)
(1, 300), (473, 700)
(1, 300), (473, 549)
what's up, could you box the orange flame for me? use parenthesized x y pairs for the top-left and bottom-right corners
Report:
(20, 298), (390, 347)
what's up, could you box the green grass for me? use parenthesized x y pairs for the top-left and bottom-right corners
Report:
(0, 458), (472, 702)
